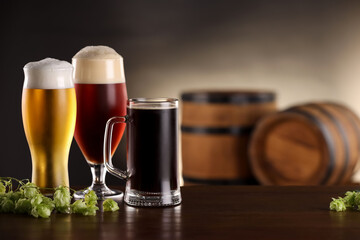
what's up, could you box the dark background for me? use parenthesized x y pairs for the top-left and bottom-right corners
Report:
(1, 0), (360, 186)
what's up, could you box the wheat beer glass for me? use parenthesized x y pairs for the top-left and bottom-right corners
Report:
(104, 98), (182, 207)
(72, 46), (127, 199)
(22, 58), (76, 189)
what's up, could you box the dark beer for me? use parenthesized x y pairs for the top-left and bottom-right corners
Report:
(127, 107), (179, 193)
(74, 82), (127, 164)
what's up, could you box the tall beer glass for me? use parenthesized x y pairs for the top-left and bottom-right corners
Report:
(72, 46), (127, 199)
(22, 58), (76, 189)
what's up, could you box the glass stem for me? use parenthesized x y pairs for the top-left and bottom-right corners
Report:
(73, 163), (122, 199)
(90, 164), (106, 185)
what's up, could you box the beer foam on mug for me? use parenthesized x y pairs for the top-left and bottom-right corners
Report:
(23, 58), (74, 89)
(72, 46), (126, 84)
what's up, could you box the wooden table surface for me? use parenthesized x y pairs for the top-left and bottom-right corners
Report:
(1, 185), (360, 240)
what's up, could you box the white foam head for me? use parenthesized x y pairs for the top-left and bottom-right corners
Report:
(23, 58), (74, 89)
(72, 46), (126, 84)
(73, 46), (121, 59)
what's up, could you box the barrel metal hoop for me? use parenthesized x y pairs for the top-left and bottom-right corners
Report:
(284, 108), (336, 185)
(307, 104), (350, 183)
(181, 125), (254, 135)
(181, 93), (275, 104)
(327, 102), (360, 153)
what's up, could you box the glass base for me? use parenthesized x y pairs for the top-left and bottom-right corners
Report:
(74, 183), (123, 200)
(124, 188), (182, 207)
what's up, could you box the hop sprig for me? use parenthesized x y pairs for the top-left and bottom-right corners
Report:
(71, 190), (99, 216)
(20, 182), (39, 199)
(0, 182), (5, 194)
(53, 186), (71, 214)
(0, 177), (121, 218)
(103, 199), (120, 212)
(15, 198), (32, 214)
(330, 191), (360, 212)
(330, 198), (346, 212)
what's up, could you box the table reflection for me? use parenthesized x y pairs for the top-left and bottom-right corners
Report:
(0, 199), (182, 240)
(124, 205), (182, 240)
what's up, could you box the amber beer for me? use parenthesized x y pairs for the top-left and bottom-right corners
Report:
(74, 83), (127, 164)
(72, 46), (127, 198)
(22, 58), (76, 189)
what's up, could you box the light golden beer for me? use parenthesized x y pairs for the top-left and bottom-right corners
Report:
(22, 58), (76, 189)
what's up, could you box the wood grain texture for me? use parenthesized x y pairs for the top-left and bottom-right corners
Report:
(1, 185), (360, 240)
(182, 133), (252, 179)
(182, 102), (276, 127)
(181, 91), (276, 183)
(316, 103), (360, 183)
(250, 102), (360, 185)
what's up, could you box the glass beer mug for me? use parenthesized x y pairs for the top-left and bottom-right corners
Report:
(104, 98), (182, 207)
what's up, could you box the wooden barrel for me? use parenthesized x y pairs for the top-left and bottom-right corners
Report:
(181, 90), (276, 184)
(249, 102), (360, 185)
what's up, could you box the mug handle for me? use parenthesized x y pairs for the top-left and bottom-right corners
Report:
(103, 116), (128, 180)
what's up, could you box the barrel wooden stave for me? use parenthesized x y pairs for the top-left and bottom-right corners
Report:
(182, 102), (276, 127)
(311, 103), (360, 183)
(249, 102), (360, 185)
(249, 112), (329, 185)
(330, 103), (360, 182)
(181, 91), (276, 184)
(182, 133), (251, 179)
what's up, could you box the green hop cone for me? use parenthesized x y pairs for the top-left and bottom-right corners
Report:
(353, 192), (360, 206)
(41, 196), (55, 212)
(71, 190), (99, 216)
(53, 185), (71, 214)
(103, 199), (119, 212)
(20, 183), (39, 199)
(15, 198), (32, 214)
(0, 194), (5, 204)
(71, 199), (87, 214)
(8, 192), (24, 202)
(0, 182), (5, 194)
(83, 204), (99, 216)
(31, 203), (52, 218)
(30, 194), (43, 207)
(343, 191), (356, 208)
(29, 193), (55, 218)
(1, 198), (15, 213)
(84, 190), (98, 206)
(330, 197), (346, 212)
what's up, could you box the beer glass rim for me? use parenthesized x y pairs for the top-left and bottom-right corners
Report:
(128, 98), (178, 109)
